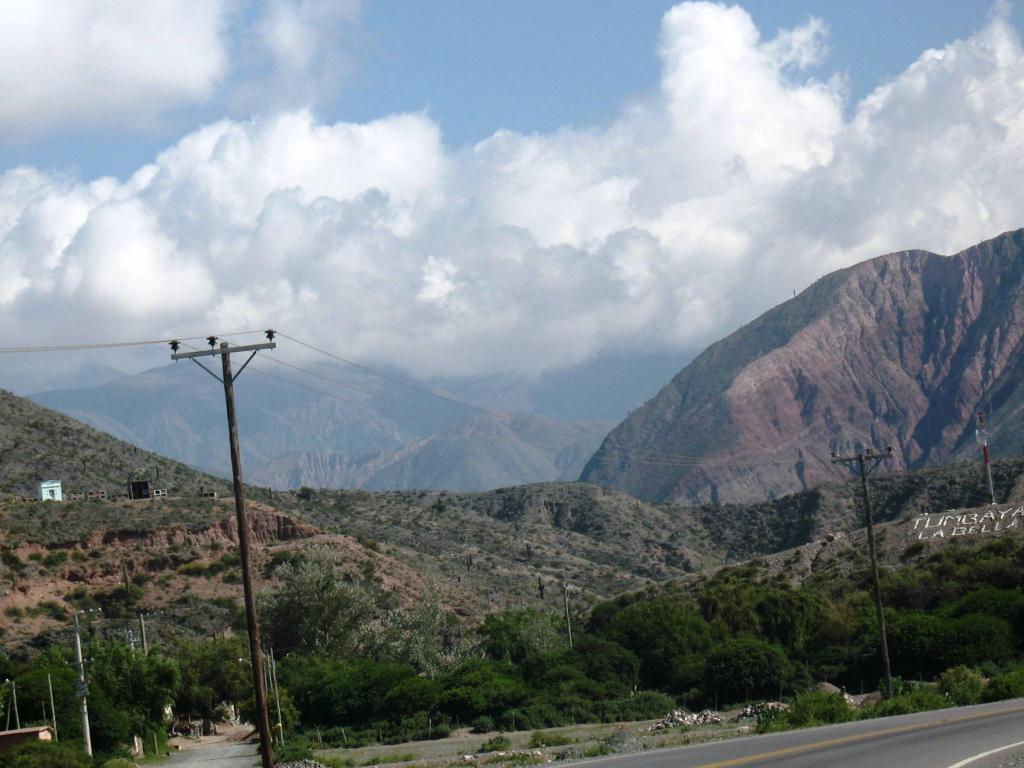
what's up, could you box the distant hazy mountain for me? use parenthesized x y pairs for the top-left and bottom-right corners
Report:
(32, 359), (611, 491)
(361, 413), (612, 491)
(2, 359), (126, 395)
(0, 388), (222, 497)
(582, 229), (1024, 504)
(429, 348), (692, 421)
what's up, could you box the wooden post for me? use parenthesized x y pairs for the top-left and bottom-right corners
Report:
(220, 344), (274, 768)
(73, 613), (92, 756)
(831, 446), (894, 697)
(858, 452), (894, 697)
(47, 673), (57, 740)
(170, 335), (277, 767)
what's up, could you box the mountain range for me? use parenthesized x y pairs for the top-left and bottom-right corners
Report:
(30, 359), (614, 492)
(21, 229), (1024, 506)
(4, 382), (1021, 647)
(582, 229), (1024, 503)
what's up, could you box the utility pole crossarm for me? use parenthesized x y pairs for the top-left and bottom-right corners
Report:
(170, 341), (276, 360)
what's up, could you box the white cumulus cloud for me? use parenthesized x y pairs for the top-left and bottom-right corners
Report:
(1, 2), (1023, 383)
(0, 1), (227, 135)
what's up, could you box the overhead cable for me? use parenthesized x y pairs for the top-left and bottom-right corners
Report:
(277, 332), (491, 415)
(0, 330), (266, 354)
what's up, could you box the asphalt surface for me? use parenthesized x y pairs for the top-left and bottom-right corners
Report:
(577, 699), (1024, 768)
(163, 741), (259, 767)
(156, 699), (1024, 768)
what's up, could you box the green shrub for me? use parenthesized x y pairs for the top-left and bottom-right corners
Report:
(861, 685), (947, 718)
(0, 740), (91, 767)
(479, 735), (512, 752)
(755, 706), (788, 734)
(937, 666), (986, 705)
(786, 691), (854, 728)
(471, 715), (496, 733)
(1, 549), (26, 575)
(596, 691), (675, 722)
(101, 759), (136, 768)
(528, 730), (572, 748)
(983, 666), (1024, 702)
(274, 739), (314, 762)
(42, 551), (67, 568)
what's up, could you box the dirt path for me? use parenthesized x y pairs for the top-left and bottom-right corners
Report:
(164, 741), (258, 767)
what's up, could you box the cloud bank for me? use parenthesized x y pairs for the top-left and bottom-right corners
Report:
(0, 1), (227, 134)
(2, 3), (1024, 379)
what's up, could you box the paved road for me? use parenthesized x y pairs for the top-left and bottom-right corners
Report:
(164, 742), (259, 768)
(577, 699), (1024, 768)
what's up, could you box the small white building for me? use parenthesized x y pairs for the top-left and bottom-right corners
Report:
(38, 480), (62, 502)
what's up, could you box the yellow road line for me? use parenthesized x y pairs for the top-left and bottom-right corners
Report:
(693, 705), (1024, 768)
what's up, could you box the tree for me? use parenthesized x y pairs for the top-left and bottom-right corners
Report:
(704, 635), (789, 704)
(88, 641), (180, 731)
(366, 598), (450, 676)
(603, 597), (712, 693)
(478, 610), (566, 666)
(438, 660), (529, 721)
(175, 637), (251, 720)
(260, 550), (377, 658)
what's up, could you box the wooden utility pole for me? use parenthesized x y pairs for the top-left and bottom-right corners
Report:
(139, 613), (148, 656)
(72, 612), (92, 756)
(9, 680), (19, 729)
(270, 648), (284, 748)
(171, 333), (276, 768)
(831, 446), (894, 697)
(562, 583), (577, 650)
(976, 412), (996, 505)
(47, 673), (57, 740)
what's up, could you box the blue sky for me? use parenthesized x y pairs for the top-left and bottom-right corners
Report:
(1, 0), (1023, 389)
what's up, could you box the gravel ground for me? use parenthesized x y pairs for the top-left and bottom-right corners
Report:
(994, 752), (1024, 768)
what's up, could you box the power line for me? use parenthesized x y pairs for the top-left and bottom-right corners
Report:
(590, 444), (795, 466)
(247, 364), (466, 424)
(277, 332), (491, 415)
(261, 355), (483, 420)
(176, 341), (471, 425)
(0, 330), (266, 354)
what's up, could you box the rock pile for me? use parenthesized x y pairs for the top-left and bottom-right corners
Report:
(647, 709), (722, 731)
(277, 761), (329, 768)
(732, 701), (789, 721)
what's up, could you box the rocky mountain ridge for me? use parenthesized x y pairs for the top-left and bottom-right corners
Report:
(582, 229), (1024, 503)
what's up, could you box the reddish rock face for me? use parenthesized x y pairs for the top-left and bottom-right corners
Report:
(581, 229), (1024, 504)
